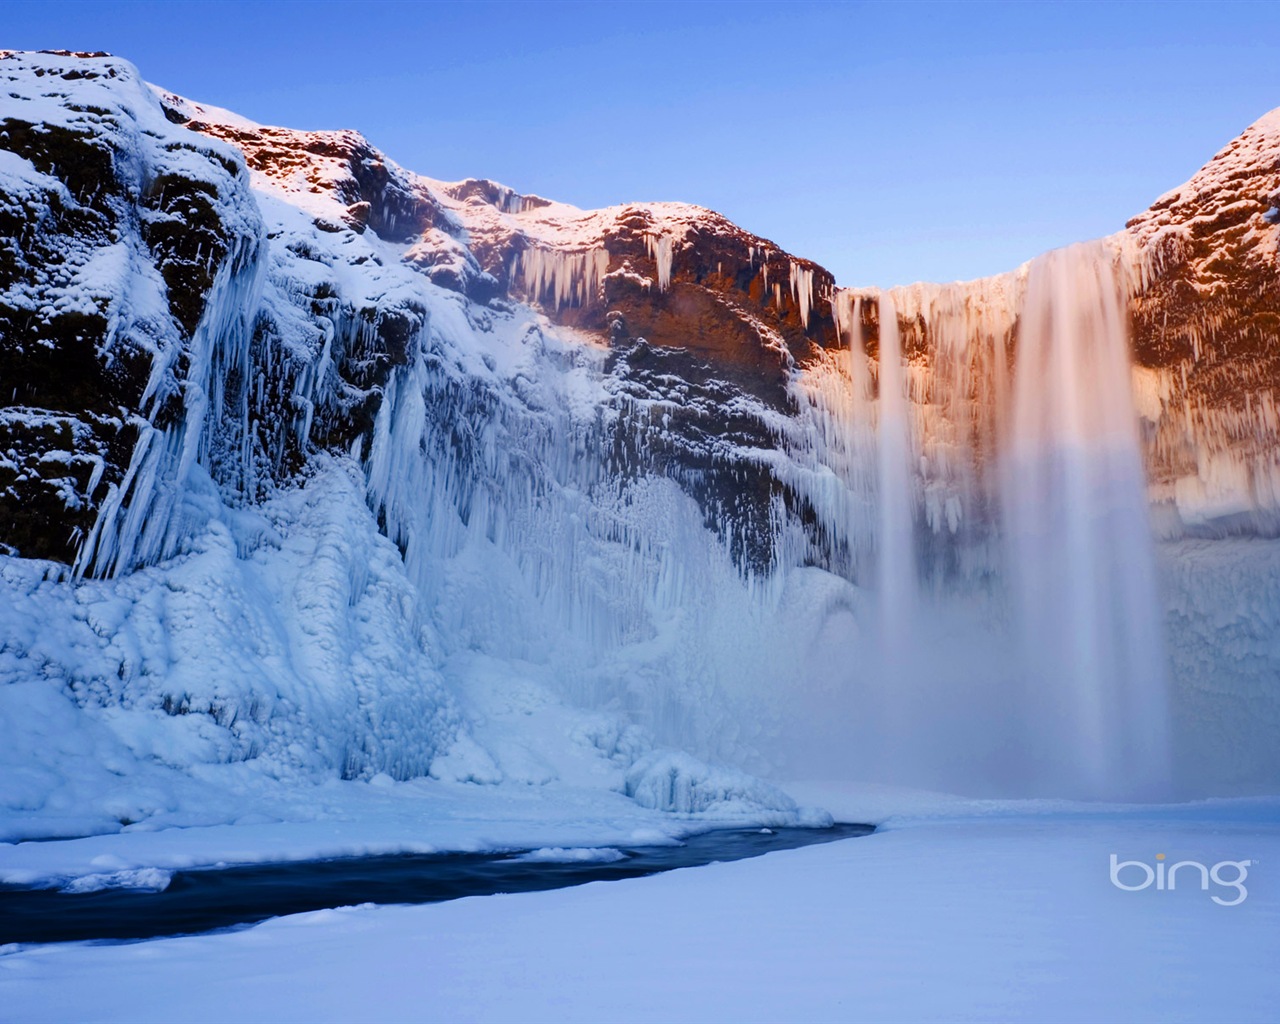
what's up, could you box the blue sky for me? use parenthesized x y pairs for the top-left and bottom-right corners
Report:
(7, 1), (1280, 286)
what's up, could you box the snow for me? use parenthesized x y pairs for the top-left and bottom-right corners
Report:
(514, 846), (627, 863)
(1125, 105), (1280, 271)
(59, 867), (171, 894)
(0, 52), (1278, 1020)
(0, 50), (1278, 908)
(0, 458), (454, 840)
(0, 782), (692, 890)
(3, 800), (1277, 1023)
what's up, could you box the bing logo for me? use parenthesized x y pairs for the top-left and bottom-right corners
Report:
(1110, 853), (1252, 906)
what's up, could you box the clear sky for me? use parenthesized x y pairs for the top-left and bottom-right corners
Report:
(6, 1), (1279, 286)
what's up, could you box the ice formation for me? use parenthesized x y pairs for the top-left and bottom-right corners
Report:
(1, 51), (1278, 844)
(512, 246), (610, 311)
(624, 750), (830, 823)
(789, 261), (817, 329)
(646, 233), (673, 291)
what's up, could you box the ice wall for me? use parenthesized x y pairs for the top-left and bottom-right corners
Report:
(48, 179), (1274, 802)
(76, 235), (264, 578)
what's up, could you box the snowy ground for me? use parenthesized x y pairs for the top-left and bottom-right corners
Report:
(0, 779), (809, 891)
(3, 788), (1276, 1023)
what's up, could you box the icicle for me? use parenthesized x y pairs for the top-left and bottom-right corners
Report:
(513, 246), (610, 311)
(789, 261), (816, 329)
(76, 228), (266, 578)
(646, 233), (673, 292)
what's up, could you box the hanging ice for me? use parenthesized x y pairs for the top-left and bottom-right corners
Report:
(646, 233), (673, 292)
(512, 246), (609, 310)
(789, 261), (816, 329)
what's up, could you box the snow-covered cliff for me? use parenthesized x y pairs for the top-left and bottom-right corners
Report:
(1, 51), (1278, 838)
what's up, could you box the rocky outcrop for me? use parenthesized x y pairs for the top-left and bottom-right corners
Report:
(1124, 111), (1280, 532)
(0, 50), (262, 565)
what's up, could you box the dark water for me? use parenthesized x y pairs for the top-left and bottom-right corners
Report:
(0, 823), (872, 944)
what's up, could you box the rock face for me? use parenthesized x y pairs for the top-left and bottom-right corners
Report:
(0, 52), (262, 564)
(1125, 111), (1280, 532)
(158, 94), (855, 573)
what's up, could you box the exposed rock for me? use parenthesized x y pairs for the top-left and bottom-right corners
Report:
(0, 51), (261, 565)
(1124, 110), (1280, 532)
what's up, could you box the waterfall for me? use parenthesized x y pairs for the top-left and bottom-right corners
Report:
(787, 243), (1173, 798)
(875, 293), (917, 651)
(1002, 241), (1171, 799)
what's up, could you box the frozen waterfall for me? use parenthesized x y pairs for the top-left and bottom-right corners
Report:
(408, 236), (1176, 800)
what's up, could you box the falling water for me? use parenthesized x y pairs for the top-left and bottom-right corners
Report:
(1002, 241), (1171, 799)
(792, 243), (1174, 798)
(875, 293), (917, 650)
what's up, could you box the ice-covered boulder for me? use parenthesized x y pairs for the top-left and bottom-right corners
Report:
(625, 750), (832, 825)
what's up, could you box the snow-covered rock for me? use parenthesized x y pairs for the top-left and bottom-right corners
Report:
(625, 750), (832, 824)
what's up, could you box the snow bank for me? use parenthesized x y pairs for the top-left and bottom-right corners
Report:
(0, 459), (459, 841)
(4, 811), (1276, 1023)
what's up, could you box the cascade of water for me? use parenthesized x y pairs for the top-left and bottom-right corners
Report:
(1002, 241), (1171, 799)
(788, 249), (1173, 798)
(875, 293), (917, 650)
